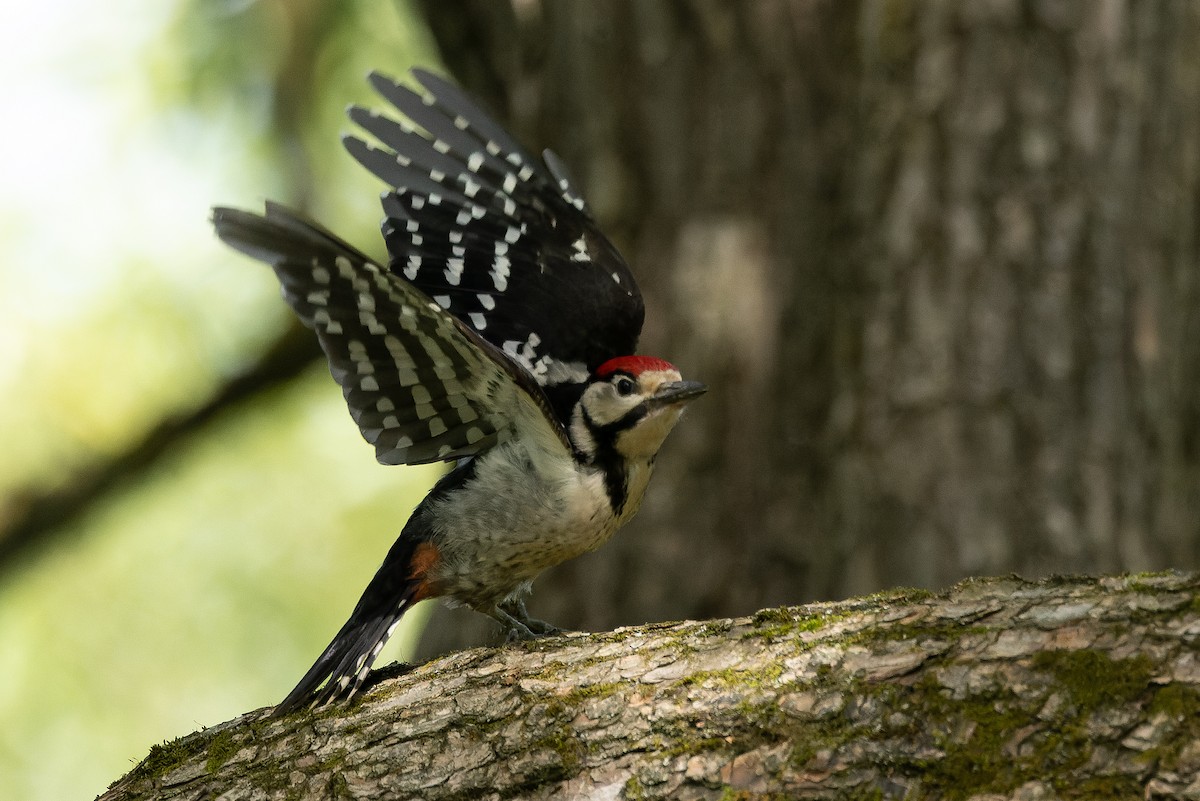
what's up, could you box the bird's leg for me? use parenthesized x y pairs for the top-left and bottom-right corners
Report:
(486, 605), (537, 642)
(500, 597), (562, 637)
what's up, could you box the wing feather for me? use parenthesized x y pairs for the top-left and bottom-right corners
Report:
(345, 69), (645, 387)
(212, 202), (570, 466)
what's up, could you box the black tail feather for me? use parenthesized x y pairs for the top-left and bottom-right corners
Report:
(269, 527), (441, 717)
(272, 584), (420, 718)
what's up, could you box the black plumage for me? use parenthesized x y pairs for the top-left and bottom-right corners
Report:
(346, 69), (644, 389)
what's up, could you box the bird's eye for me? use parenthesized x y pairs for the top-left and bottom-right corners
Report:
(614, 376), (636, 396)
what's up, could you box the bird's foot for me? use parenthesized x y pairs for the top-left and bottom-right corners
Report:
(492, 599), (565, 641)
(522, 617), (562, 636)
(503, 622), (538, 643)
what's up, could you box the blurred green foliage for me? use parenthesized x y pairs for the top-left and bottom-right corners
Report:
(0, 369), (438, 798)
(0, 0), (444, 796)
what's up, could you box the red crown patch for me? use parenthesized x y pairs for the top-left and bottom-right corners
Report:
(595, 355), (677, 377)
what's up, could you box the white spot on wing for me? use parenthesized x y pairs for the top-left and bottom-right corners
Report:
(469, 312), (487, 330)
(384, 335), (416, 368)
(444, 258), (464, 286)
(405, 255), (421, 280)
(314, 310), (342, 335)
(491, 256), (510, 291)
(570, 236), (590, 263)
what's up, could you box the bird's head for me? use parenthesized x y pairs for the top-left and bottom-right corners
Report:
(571, 355), (706, 462)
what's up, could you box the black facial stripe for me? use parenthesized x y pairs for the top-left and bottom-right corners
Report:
(579, 402), (650, 514)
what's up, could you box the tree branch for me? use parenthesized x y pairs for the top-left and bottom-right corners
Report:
(0, 326), (321, 573)
(100, 572), (1200, 800)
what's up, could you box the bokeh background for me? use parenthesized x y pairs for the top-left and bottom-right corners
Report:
(4, 1), (1200, 798)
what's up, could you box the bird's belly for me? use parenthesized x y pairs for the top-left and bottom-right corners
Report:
(425, 454), (620, 609)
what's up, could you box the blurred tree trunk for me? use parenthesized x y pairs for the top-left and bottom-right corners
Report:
(415, 0), (1200, 653)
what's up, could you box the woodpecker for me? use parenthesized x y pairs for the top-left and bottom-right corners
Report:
(213, 68), (704, 716)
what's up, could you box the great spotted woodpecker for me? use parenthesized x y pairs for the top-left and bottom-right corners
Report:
(213, 69), (704, 715)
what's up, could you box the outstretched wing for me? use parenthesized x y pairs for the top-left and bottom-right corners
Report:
(343, 68), (644, 387)
(212, 202), (570, 466)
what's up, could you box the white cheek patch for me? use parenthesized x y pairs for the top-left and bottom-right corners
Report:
(580, 383), (643, 428)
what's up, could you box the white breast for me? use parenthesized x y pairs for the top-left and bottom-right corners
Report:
(426, 439), (651, 609)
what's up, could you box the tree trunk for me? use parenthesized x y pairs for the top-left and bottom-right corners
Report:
(410, 0), (1200, 656)
(99, 571), (1200, 800)
(8, 1), (1196, 651)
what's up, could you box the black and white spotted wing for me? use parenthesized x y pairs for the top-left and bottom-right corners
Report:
(343, 68), (645, 387)
(212, 202), (570, 466)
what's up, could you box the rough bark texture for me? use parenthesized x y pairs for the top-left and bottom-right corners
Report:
(409, 0), (1200, 658)
(101, 572), (1200, 800)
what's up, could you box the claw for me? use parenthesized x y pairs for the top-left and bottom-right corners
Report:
(491, 598), (565, 641)
(504, 622), (537, 643)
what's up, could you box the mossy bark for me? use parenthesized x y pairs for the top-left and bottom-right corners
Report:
(101, 572), (1200, 800)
